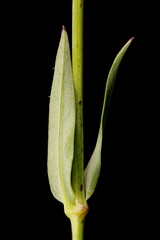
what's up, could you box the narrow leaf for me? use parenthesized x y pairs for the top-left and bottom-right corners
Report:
(84, 38), (134, 200)
(48, 27), (76, 204)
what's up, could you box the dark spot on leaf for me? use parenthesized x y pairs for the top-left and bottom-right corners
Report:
(80, 184), (83, 191)
(79, 100), (82, 105)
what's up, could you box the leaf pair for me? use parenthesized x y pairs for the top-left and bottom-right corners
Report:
(47, 27), (133, 206)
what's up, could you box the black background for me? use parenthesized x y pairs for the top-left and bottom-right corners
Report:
(5, 0), (158, 239)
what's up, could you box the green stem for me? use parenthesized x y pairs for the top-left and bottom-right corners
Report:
(69, 202), (88, 240)
(70, 216), (84, 240)
(72, 0), (85, 203)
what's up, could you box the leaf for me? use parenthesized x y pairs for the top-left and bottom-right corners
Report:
(84, 37), (134, 200)
(47, 27), (76, 205)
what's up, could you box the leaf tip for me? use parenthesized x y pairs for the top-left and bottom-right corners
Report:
(62, 25), (66, 31)
(130, 36), (135, 42)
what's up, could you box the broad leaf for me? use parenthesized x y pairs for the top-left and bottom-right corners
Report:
(48, 27), (76, 204)
(84, 38), (134, 200)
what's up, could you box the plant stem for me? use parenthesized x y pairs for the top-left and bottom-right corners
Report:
(72, 0), (85, 203)
(70, 216), (84, 240)
(69, 201), (88, 240)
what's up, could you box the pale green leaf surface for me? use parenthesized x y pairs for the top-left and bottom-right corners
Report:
(48, 28), (76, 204)
(84, 38), (134, 200)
